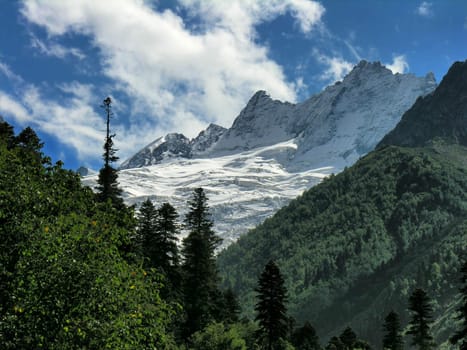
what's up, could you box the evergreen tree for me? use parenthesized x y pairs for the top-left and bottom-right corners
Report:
(450, 260), (467, 349)
(291, 321), (321, 350)
(339, 326), (357, 349)
(155, 202), (180, 273)
(254, 260), (288, 350)
(136, 198), (158, 258)
(137, 200), (181, 298)
(15, 126), (43, 152)
(354, 339), (372, 349)
(382, 310), (404, 350)
(326, 336), (344, 350)
(96, 97), (123, 207)
(15, 126), (47, 165)
(181, 187), (222, 339)
(407, 288), (435, 350)
(223, 288), (242, 324)
(0, 118), (15, 149)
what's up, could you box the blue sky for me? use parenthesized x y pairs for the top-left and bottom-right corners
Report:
(1, 0), (466, 170)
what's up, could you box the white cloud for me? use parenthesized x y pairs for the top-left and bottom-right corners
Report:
(313, 50), (354, 83)
(416, 2), (433, 17)
(0, 92), (31, 123)
(30, 33), (85, 60)
(0, 77), (105, 160)
(19, 0), (325, 164)
(385, 55), (409, 74)
(0, 62), (24, 84)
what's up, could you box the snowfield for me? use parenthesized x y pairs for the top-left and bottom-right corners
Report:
(83, 139), (333, 247)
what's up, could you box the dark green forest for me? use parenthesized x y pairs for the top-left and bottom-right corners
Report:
(218, 142), (467, 347)
(218, 59), (467, 348)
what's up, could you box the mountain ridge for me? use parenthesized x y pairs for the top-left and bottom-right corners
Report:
(378, 59), (467, 148)
(121, 60), (436, 171)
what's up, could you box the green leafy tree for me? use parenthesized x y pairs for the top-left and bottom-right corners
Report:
(255, 260), (289, 350)
(382, 310), (404, 350)
(190, 322), (247, 350)
(1, 211), (176, 349)
(407, 288), (435, 350)
(450, 260), (467, 349)
(291, 321), (321, 350)
(181, 187), (222, 339)
(96, 97), (123, 207)
(0, 126), (176, 348)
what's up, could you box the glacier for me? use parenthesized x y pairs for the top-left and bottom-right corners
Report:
(82, 61), (437, 247)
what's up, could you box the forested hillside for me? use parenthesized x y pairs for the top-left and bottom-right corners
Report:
(218, 60), (467, 347)
(218, 143), (467, 346)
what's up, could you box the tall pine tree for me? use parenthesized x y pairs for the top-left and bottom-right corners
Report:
(450, 260), (467, 349)
(136, 199), (158, 259)
(96, 97), (123, 207)
(382, 310), (404, 350)
(181, 187), (222, 339)
(0, 118), (16, 149)
(255, 260), (288, 350)
(137, 200), (180, 298)
(407, 288), (435, 350)
(155, 202), (180, 273)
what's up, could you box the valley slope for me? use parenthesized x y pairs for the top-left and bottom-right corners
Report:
(217, 60), (467, 347)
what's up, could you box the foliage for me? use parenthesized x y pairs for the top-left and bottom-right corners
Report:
(155, 203), (181, 278)
(255, 260), (289, 350)
(96, 97), (123, 208)
(181, 187), (222, 338)
(291, 321), (321, 350)
(223, 288), (242, 324)
(382, 311), (403, 350)
(407, 288), (435, 349)
(218, 145), (467, 345)
(0, 122), (176, 349)
(190, 322), (247, 350)
(136, 198), (158, 256)
(339, 327), (357, 349)
(450, 260), (467, 349)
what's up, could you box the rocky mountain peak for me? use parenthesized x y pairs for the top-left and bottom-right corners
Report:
(378, 59), (467, 148)
(191, 123), (227, 154)
(121, 60), (437, 170)
(120, 133), (191, 169)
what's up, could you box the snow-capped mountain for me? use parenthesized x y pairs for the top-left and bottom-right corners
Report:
(84, 60), (436, 246)
(120, 124), (227, 169)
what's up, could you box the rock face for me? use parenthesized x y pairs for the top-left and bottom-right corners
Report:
(85, 60), (437, 245)
(120, 125), (227, 170)
(120, 133), (192, 169)
(378, 59), (467, 148)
